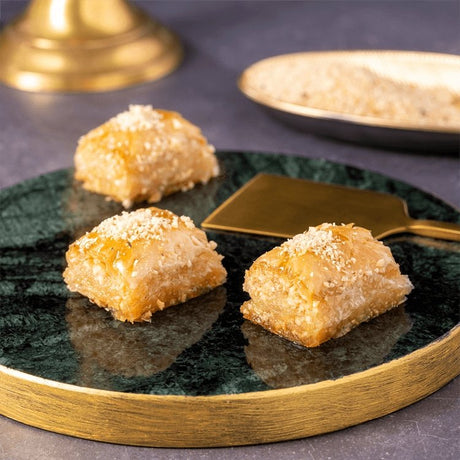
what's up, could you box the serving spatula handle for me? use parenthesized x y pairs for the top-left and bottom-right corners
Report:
(406, 219), (460, 242)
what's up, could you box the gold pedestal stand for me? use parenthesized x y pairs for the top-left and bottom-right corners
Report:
(0, 0), (183, 92)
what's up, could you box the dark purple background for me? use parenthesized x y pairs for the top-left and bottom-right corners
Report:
(0, 1), (458, 459)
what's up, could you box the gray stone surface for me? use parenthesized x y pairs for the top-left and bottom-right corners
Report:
(0, 1), (459, 459)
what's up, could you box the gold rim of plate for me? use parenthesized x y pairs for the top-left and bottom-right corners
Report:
(238, 50), (460, 134)
(1, 324), (459, 447)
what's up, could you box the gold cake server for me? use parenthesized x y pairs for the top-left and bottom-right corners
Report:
(202, 174), (460, 241)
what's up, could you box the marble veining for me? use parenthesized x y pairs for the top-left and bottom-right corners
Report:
(0, 151), (458, 395)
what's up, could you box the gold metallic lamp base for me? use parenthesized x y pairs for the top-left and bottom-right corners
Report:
(0, 0), (183, 92)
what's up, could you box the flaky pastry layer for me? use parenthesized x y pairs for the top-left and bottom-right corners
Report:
(64, 207), (227, 322)
(74, 105), (219, 207)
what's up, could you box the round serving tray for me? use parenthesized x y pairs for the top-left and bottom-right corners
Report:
(0, 151), (459, 447)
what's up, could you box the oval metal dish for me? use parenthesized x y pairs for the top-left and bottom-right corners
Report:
(238, 51), (460, 152)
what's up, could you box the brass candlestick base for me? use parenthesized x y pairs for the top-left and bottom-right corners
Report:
(0, 0), (183, 92)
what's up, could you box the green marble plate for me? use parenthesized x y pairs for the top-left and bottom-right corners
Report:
(0, 151), (459, 397)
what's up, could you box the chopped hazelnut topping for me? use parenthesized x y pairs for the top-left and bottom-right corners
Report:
(281, 224), (343, 269)
(109, 105), (165, 132)
(77, 208), (195, 247)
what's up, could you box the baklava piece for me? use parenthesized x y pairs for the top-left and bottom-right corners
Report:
(74, 105), (219, 208)
(241, 223), (413, 347)
(63, 207), (227, 322)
